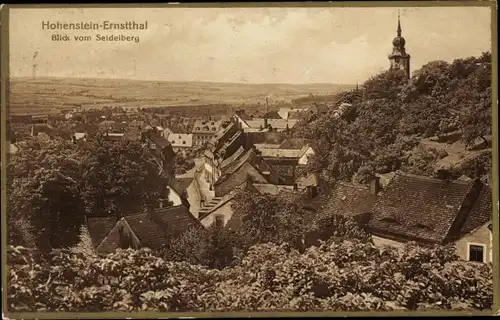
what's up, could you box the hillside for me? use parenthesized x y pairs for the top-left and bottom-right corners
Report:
(294, 52), (493, 184)
(8, 77), (354, 115)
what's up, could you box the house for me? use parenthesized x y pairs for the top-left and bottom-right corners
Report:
(277, 107), (308, 120)
(213, 148), (282, 197)
(203, 120), (250, 187)
(315, 178), (379, 224)
(251, 183), (297, 195)
(8, 143), (19, 155)
(102, 132), (125, 141)
(141, 126), (176, 176)
(366, 172), (484, 248)
(191, 119), (222, 146)
(166, 133), (193, 154)
(73, 132), (87, 142)
(245, 131), (288, 146)
(32, 115), (49, 124)
(256, 139), (316, 183)
(10, 114), (33, 124)
(162, 128), (174, 138)
(454, 185), (493, 263)
(198, 182), (256, 229)
(31, 123), (56, 138)
(164, 175), (191, 208)
(86, 204), (203, 255)
(234, 112), (298, 133)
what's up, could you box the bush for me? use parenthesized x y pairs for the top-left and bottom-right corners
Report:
(7, 239), (492, 312)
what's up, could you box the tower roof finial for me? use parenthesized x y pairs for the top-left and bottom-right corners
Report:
(397, 10), (402, 37)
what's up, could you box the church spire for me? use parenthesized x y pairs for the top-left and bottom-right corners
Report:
(397, 10), (402, 37)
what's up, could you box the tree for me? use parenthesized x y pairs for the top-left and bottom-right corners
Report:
(7, 137), (85, 252)
(231, 190), (316, 252)
(79, 137), (171, 217)
(7, 135), (174, 252)
(159, 226), (236, 269)
(293, 52), (491, 184)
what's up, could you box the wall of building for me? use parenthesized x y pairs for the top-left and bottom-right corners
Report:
(167, 187), (183, 206)
(96, 220), (140, 255)
(371, 235), (406, 250)
(214, 162), (267, 197)
(200, 201), (234, 228)
(454, 223), (493, 263)
(298, 147), (315, 165)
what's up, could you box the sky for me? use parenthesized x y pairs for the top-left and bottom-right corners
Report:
(8, 6), (493, 84)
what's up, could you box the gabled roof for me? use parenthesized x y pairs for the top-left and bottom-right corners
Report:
(87, 216), (119, 248)
(367, 172), (479, 244)
(279, 138), (313, 150)
(216, 148), (268, 186)
(166, 133), (193, 147)
(177, 177), (194, 191)
(459, 185), (492, 235)
(260, 148), (302, 159)
(220, 146), (246, 169)
(245, 131), (287, 145)
(318, 182), (377, 220)
(198, 182), (254, 221)
(87, 205), (201, 252)
(145, 132), (172, 149)
(123, 213), (171, 249)
(252, 183), (296, 195)
(191, 119), (221, 134)
(262, 111), (283, 119)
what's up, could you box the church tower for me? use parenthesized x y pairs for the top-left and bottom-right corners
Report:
(388, 12), (411, 79)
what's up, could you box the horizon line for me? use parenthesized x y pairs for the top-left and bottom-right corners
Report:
(9, 75), (357, 87)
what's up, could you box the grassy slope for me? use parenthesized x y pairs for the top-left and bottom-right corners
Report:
(8, 77), (355, 115)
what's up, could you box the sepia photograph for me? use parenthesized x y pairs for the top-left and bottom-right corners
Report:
(2, 3), (497, 315)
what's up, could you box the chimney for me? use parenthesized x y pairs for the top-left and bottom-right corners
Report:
(436, 169), (452, 181)
(264, 118), (268, 128)
(370, 176), (381, 195)
(265, 97), (269, 115)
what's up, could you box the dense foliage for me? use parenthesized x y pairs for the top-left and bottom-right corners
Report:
(7, 136), (170, 252)
(293, 53), (492, 184)
(7, 238), (492, 312)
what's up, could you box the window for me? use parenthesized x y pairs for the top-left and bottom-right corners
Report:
(214, 214), (224, 228)
(182, 141), (186, 144)
(468, 244), (485, 262)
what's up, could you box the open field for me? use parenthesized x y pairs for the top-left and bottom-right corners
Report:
(8, 77), (355, 115)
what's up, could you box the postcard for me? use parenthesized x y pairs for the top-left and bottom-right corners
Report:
(1, 3), (498, 317)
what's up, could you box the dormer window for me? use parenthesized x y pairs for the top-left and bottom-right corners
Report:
(415, 223), (432, 230)
(380, 216), (399, 224)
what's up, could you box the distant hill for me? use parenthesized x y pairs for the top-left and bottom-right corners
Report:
(8, 77), (355, 115)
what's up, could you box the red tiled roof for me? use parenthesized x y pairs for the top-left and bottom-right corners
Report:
(367, 172), (479, 244)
